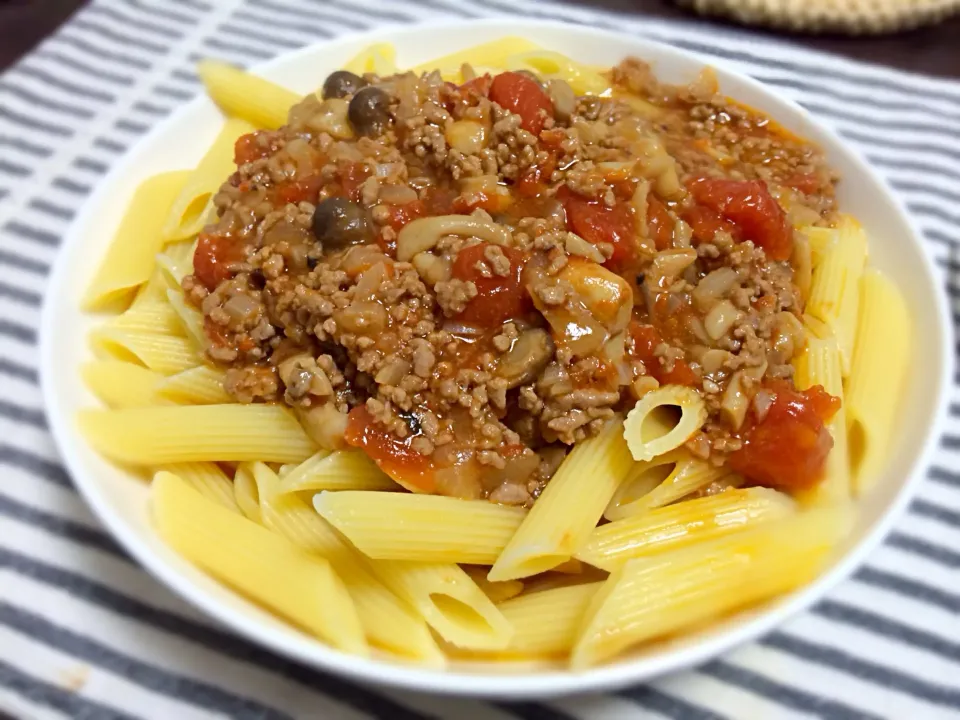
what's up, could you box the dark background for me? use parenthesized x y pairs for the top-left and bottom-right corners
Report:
(0, 0), (958, 78)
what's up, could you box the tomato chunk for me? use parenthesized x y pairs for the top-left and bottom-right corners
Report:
(515, 156), (556, 198)
(681, 204), (742, 245)
(338, 161), (372, 202)
(274, 175), (324, 205)
(451, 242), (530, 327)
(233, 132), (269, 165)
(558, 186), (638, 271)
(345, 406), (435, 492)
(646, 196), (674, 251)
(688, 177), (792, 261)
(193, 233), (246, 291)
(382, 200), (425, 231)
(459, 73), (492, 97)
(489, 71), (554, 136)
(626, 322), (697, 386)
(729, 381), (841, 491)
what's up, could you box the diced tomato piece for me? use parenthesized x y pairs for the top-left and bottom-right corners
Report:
(539, 128), (566, 150)
(646, 196), (675, 251)
(558, 185), (638, 271)
(626, 321), (697, 387)
(234, 132), (269, 165)
(274, 175), (325, 205)
(452, 191), (511, 214)
(382, 200), (425, 231)
(193, 233), (246, 291)
(451, 242), (530, 327)
(515, 156), (556, 198)
(728, 380), (841, 491)
(422, 186), (458, 216)
(459, 73), (492, 97)
(681, 204), (742, 245)
(345, 406), (435, 492)
(489, 71), (554, 136)
(688, 177), (793, 261)
(338, 161), (372, 202)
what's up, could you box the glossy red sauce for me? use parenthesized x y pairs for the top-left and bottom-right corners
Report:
(345, 406), (436, 492)
(451, 242), (530, 327)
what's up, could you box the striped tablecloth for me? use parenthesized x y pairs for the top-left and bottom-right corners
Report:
(1, 0), (958, 718)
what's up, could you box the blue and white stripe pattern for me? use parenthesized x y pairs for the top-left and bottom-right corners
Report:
(0, 0), (958, 717)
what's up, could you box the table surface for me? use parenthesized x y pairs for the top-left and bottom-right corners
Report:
(1, 0), (959, 79)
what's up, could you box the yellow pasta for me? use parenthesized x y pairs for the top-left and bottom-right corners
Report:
(410, 37), (541, 81)
(488, 420), (633, 582)
(155, 461), (239, 513)
(156, 365), (231, 405)
(78, 404), (316, 465)
(623, 386), (707, 462)
(505, 50), (610, 95)
(155, 239), (196, 288)
(794, 330), (848, 506)
(846, 269), (910, 495)
(162, 117), (255, 242)
(571, 505), (854, 668)
(605, 449), (731, 521)
(198, 59), (301, 131)
(90, 329), (200, 376)
(367, 560), (513, 650)
(343, 43), (398, 76)
(249, 463), (444, 665)
(278, 449), (395, 494)
(463, 567), (524, 604)
(132, 266), (172, 308)
(165, 290), (207, 349)
(233, 463), (262, 523)
(578, 487), (797, 571)
(83, 171), (190, 310)
(152, 471), (366, 654)
(314, 491), (526, 564)
(496, 582), (603, 658)
(99, 301), (185, 337)
(806, 215), (867, 376)
(81, 360), (164, 409)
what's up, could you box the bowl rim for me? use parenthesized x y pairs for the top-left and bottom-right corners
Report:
(39, 17), (953, 698)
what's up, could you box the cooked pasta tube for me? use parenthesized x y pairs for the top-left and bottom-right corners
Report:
(578, 487), (797, 571)
(805, 215), (867, 377)
(162, 117), (255, 242)
(278, 450), (395, 494)
(314, 491), (526, 564)
(233, 463), (262, 523)
(90, 329), (200, 376)
(165, 290), (207, 350)
(409, 37), (541, 80)
(488, 419), (633, 582)
(78, 405), (316, 465)
(83, 171), (190, 310)
(81, 361), (164, 409)
(250, 463), (444, 665)
(152, 471), (366, 654)
(505, 51), (610, 95)
(845, 269), (910, 495)
(495, 582), (603, 658)
(463, 567), (524, 604)
(155, 462), (239, 513)
(571, 505), (854, 668)
(367, 560), (512, 650)
(198, 60), (301, 131)
(101, 302), (184, 337)
(605, 449), (731, 521)
(623, 386), (707, 462)
(794, 331), (848, 506)
(155, 239), (195, 288)
(343, 43), (398, 76)
(156, 365), (232, 405)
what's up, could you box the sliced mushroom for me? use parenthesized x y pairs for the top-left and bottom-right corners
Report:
(496, 328), (554, 388)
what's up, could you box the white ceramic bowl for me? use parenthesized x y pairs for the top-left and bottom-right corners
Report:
(40, 19), (950, 698)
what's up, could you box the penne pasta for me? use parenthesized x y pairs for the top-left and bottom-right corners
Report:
(198, 59), (301, 131)
(367, 560), (513, 650)
(794, 330), (848, 506)
(410, 37), (542, 81)
(846, 269), (910, 495)
(313, 491), (526, 564)
(505, 51), (610, 95)
(156, 365), (232, 405)
(81, 360), (164, 409)
(463, 567), (524, 604)
(604, 449), (732, 521)
(488, 420), (633, 582)
(152, 471), (367, 654)
(162, 117), (255, 242)
(578, 487), (797, 571)
(571, 505), (854, 668)
(496, 582), (603, 658)
(83, 171), (190, 310)
(278, 450), (396, 494)
(805, 215), (867, 377)
(100, 301), (185, 337)
(90, 328), (201, 376)
(165, 290), (207, 350)
(249, 463), (444, 665)
(78, 404), (317, 465)
(155, 461), (239, 513)
(155, 239), (196, 288)
(623, 386), (707, 463)
(343, 43), (398, 76)
(233, 463), (262, 523)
